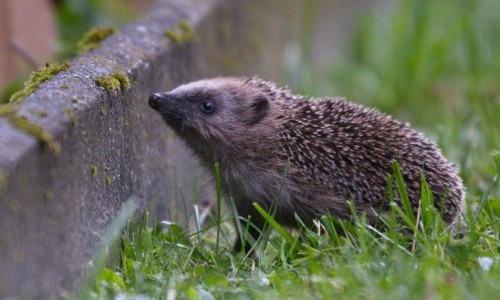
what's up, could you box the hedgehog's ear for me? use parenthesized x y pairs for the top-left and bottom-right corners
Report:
(246, 94), (269, 125)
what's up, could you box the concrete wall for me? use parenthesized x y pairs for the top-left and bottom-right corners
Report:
(0, 0), (390, 297)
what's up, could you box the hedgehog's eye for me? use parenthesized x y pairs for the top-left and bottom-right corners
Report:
(200, 100), (215, 114)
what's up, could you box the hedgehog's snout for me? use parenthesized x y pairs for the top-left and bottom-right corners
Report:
(149, 93), (165, 110)
(149, 92), (186, 131)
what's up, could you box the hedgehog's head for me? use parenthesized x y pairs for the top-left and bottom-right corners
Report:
(149, 77), (271, 142)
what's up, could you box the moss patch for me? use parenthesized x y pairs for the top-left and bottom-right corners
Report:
(36, 111), (48, 118)
(62, 108), (78, 125)
(99, 107), (107, 116)
(0, 170), (7, 194)
(1, 104), (59, 155)
(90, 165), (98, 176)
(77, 27), (117, 53)
(9, 115), (60, 155)
(164, 21), (196, 46)
(9, 62), (70, 103)
(95, 76), (120, 93)
(0, 104), (16, 116)
(95, 72), (131, 94)
(113, 73), (131, 90)
(44, 190), (53, 200)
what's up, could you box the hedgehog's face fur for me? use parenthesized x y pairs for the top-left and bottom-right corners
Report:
(149, 78), (276, 156)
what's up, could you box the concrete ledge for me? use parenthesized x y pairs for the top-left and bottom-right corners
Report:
(0, 0), (300, 297)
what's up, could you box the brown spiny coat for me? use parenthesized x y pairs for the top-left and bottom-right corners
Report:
(149, 77), (465, 251)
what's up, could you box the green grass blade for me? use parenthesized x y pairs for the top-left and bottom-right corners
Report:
(419, 172), (435, 234)
(366, 225), (412, 256)
(473, 153), (500, 225)
(214, 162), (222, 258)
(320, 215), (342, 246)
(229, 197), (245, 251)
(253, 202), (294, 244)
(389, 202), (417, 232)
(193, 204), (203, 246)
(392, 160), (416, 225)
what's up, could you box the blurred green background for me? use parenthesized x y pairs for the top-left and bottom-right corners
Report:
(54, 0), (145, 57)
(296, 0), (499, 199)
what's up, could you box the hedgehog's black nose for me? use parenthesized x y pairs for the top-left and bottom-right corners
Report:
(149, 93), (164, 110)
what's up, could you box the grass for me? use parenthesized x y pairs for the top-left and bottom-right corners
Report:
(79, 0), (499, 299)
(80, 163), (499, 299)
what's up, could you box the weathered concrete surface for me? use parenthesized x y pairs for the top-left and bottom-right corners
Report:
(0, 0), (303, 298)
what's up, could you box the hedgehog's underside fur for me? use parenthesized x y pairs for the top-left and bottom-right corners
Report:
(149, 77), (465, 251)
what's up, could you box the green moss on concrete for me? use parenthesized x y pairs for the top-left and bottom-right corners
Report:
(95, 73), (130, 94)
(105, 176), (111, 185)
(100, 107), (107, 116)
(95, 76), (120, 93)
(0, 170), (7, 194)
(9, 115), (61, 155)
(0, 104), (15, 116)
(36, 111), (48, 118)
(9, 200), (21, 212)
(78, 27), (117, 53)
(9, 62), (70, 103)
(113, 73), (131, 91)
(164, 21), (196, 46)
(62, 108), (78, 125)
(1, 104), (60, 155)
(179, 21), (194, 37)
(44, 190), (53, 200)
(164, 30), (182, 44)
(91, 165), (98, 176)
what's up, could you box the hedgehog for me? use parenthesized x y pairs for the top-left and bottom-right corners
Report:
(148, 77), (465, 252)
